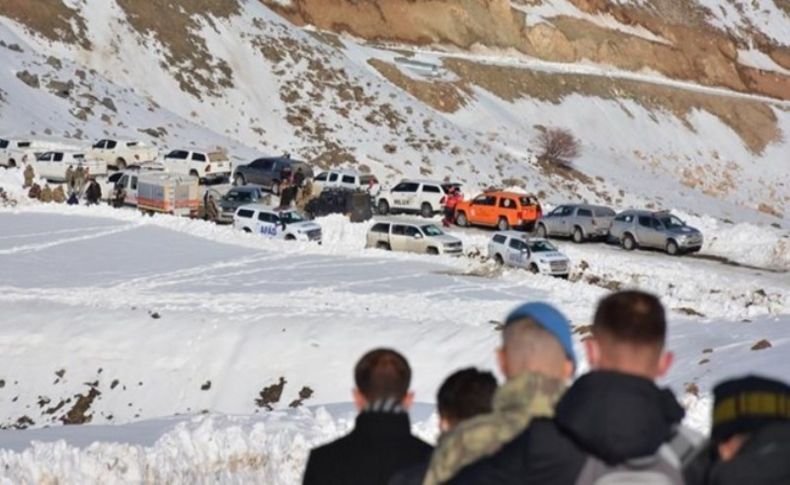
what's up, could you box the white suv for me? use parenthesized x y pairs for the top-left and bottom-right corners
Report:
(488, 231), (571, 278)
(376, 179), (459, 218)
(163, 149), (231, 182)
(233, 204), (322, 242)
(314, 170), (380, 193)
(89, 139), (158, 170)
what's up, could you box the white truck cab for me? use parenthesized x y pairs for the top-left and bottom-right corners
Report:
(376, 179), (459, 218)
(163, 149), (231, 182)
(33, 150), (107, 181)
(314, 170), (379, 193)
(233, 204), (322, 242)
(89, 139), (158, 170)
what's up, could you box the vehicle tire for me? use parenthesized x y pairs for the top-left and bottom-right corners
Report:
(376, 241), (391, 251)
(530, 264), (540, 274)
(536, 223), (548, 239)
(234, 174), (246, 186)
(572, 226), (584, 243)
(497, 217), (510, 231)
(377, 199), (390, 215)
(622, 233), (636, 251)
(285, 234), (296, 241)
(666, 240), (679, 256)
(243, 227), (252, 233)
(116, 158), (127, 170)
(8, 159), (16, 168)
(494, 254), (504, 265)
(456, 212), (468, 227)
(421, 202), (433, 218)
(427, 247), (439, 255)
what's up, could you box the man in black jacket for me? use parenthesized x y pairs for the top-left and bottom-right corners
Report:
(303, 348), (433, 485)
(451, 290), (697, 485)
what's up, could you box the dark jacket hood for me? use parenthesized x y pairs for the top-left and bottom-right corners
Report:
(554, 371), (685, 465)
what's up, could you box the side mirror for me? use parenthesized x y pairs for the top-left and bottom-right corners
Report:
(413, 233), (423, 239)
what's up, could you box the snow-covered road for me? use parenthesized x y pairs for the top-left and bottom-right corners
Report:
(0, 207), (787, 482)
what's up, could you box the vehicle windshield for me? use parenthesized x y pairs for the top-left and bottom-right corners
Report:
(225, 190), (256, 202)
(658, 215), (685, 228)
(421, 225), (444, 236)
(279, 211), (305, 224)
(0, 139), (9, 149)
(528, 240), (557, 252)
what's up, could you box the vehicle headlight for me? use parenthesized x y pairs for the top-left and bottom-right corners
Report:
(539, 259), (547, 264)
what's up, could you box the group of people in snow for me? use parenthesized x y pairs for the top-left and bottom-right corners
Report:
(302, 290), (789, 485)
(23, 164), (102, 206)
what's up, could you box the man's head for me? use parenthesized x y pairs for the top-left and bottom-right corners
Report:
(353, 348), (414, 410)
(585, 290), (672, 379)
(497, 302), (575, 381)
(437, 368), (497, 432)
(712, 375), (790, 462)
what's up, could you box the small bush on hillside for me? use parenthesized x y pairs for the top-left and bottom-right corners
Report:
(537, 127), (580, 166)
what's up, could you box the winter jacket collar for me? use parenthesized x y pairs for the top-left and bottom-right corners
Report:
(555, 370), (685, 465)
(493, 372), (566, 415)
(353, 404), (412, 439)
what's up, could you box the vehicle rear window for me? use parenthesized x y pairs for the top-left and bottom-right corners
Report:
(236, 209), (254, 219)
(106, 140), (117, 149)
(166, 150), (189, 160)
(370, 223), (390, 233)
(342, 175), (356, 184)
(73, 154), (85, 159)
(17, 141), (31, 148)
(192, 152), (207, 162)
(392, 224), (407, 235)
(422, 185), (441, 193)
(0, 139), (8, 149)
(127, 142), (139, 147)
(492, 234), (507, 244)
(329, 173), (339, 182)
(594, 207), (615, 217)
(577, 209), (593, 217)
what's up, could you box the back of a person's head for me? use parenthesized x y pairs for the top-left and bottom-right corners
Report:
(437, 368), (497, 429)
(499, 302), (575, 381)
(590, 290), (670, 378)
(354, 348), (411, 404)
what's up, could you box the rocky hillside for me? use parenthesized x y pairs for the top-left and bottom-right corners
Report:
(0, 0), (788, 223)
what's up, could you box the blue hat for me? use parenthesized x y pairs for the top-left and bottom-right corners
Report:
(505, 302), (576, 367)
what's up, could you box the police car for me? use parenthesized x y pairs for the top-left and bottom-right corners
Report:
(488, 231), (570, 278)
(233, 204), (322, 242)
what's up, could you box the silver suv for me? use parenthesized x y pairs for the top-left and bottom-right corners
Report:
(609, 210), (703, 255)
(537, 204), (616, 243)
(366, 220), (463, 255)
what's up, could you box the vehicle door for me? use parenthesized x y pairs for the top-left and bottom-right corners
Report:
(313, 172), (329, 191)
(391, 182), (419, 210)
(506, 237), (530, 268)
(646, 217), (668, 248)
(390, 224), (410, 251)
(575, 208), (594, 235)
(403, 225), (425, 253)
(191, 152), (207, 174)
(34, 152), (54, 178)
(327, 171), (340, 188)
(257, 211), (280, 238)
(421, 184), (443, 210)
(468, 194), (496, 225)
(251, 159), (274, 185)
(498, 196), (519, 225)
(127, 175), (139, 205)
(488, 233), (507, 258)
(636, 216), (660, 248)
(164, 150), (189, 174)
(367, 222), (390, 247)
(542, 206), (563, 235)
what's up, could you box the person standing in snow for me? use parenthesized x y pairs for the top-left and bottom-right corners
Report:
(23, 164), (35, 188)
(279, 178), (293, 208)
(684, 376), (790, 485)
(389, 368), (497, 485)
(442, 187), (462, 227)
(424, 302), (575, 485)
(302, 348), (432, 485)
(450, 291), (699, 485)
(74, 165), (86, 196)
(64, 165), (74, 194)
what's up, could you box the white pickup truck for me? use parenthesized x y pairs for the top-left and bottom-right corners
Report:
(0, 137), (76, 168)
(163, 149), (232, 183)
(33, 150), (107, 182)
(88, 139), (158, 170)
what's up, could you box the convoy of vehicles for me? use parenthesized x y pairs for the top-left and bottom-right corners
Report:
(33, 150), (107, 181)
(375, 179), (460, 217)
(454, 191), (542, 231)
(609, 210), (703, 255)
(366, 220), (463, 255)
(232, 156), (313, 194)
(89, 139), (158, 170)
(487, 231), (571, 278)
(163, 149), (232, 182)
(536, 204), (616, 242)
(233, 204), (322, 242)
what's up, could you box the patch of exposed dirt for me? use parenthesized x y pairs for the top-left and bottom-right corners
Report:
(751, 339), (772, 351)
(288, 386), (314, 408)
(255, 377), (286, 410)
(367, 59), (470, 113)
(61, 385), (100, 425)
(0, 0), (91, 48)
(115, 0), (240, 97)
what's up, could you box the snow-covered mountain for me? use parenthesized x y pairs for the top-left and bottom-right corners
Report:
(0, 0), (788, 223)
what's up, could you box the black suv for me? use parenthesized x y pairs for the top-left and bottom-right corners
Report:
(233, 156), (313, 194)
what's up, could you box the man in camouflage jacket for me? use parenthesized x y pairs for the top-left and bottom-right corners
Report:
(424, 303), (576, 485)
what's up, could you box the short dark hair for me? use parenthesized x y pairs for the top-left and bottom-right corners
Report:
(593, 291), (666, 347)
(354, 348), (411, 402)
(437, 368), (497, 425)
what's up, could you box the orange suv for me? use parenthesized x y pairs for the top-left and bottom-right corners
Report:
(454, 191), (542, 231)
